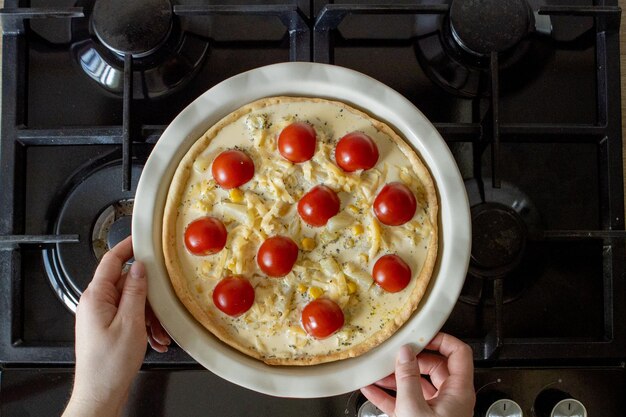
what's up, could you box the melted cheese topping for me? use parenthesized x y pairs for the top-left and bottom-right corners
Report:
(174, 100), (433, 361)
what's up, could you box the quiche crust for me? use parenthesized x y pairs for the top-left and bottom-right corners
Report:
(162, 96), (438, 365)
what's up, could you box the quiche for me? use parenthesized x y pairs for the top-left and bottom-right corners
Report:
(162, 96), (438, 366)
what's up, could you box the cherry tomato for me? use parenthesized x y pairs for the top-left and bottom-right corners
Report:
(297, 185), (340, 227)
(335, 131), (379, 172)
(277, 122), (317, 163)
(372, 254), (412, 293)
(212, 275), (255, 317)
(184, 217), (227, 255)
(211, 149), (255, 189)
(301, 298), (345, 339)
(257, 235), (299, 277)
(373, 182), (417, 226)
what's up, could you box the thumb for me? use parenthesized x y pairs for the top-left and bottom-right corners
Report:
(394, 345), (430, 416)
(118, 261), (147, 321)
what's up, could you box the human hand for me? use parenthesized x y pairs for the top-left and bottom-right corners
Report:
(361, 333), (475, 417)
(63, 236), (171, 417)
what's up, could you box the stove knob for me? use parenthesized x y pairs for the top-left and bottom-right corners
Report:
(550, 399), (587, 417)
(485, 399), (524, 417)
(533, 389), (587, 417)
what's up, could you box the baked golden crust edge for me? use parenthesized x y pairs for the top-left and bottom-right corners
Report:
(162, 96), (439, 366)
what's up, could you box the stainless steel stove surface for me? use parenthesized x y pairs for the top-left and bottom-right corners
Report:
(1, 0), (625, 416)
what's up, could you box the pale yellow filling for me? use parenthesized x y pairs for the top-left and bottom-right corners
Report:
(175, 100), (432, 359)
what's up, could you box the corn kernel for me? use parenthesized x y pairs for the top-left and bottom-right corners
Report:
(347, 204), (359, 214)
(308, 286), (323, 299)
(301, 237), (316, 251)
(229, 188), (244, 203)
(195, 283), (204, 293)
(289, 325), (306, 336)
(278, 203), (290, 216)
(345, 237), (355, 248)
(297, 284), (307, 293)
(347, 280), (357, 294)
(358, 253), (369, 264)
(353, 224), (364, 235)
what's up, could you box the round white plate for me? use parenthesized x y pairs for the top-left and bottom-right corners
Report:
(132, 62), (470, 398)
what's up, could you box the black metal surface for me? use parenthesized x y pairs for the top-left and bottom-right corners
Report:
(43, 161), (142, 312)
(71, 3), (210, 99)
(0, 7), (84, 34)
(92, 0), (173, 57)
(0, 368), (360, 416)
(470, 203), (526, 275)
(0, 0), (625, 414)
(122, 53), (132, 191)
(0, 235), (79, 246)
(490, 51), (500, 188)
(474, 367), (626, 417)
(1, 366), (624, 416)
(172, 4), (310, 62)
(450, 0), (532, 55)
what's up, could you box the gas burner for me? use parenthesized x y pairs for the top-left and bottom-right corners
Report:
(44, 160), (141, 313)
(470, 202), (526, 279)
(465, 178), (542, 239)
(92, 199), (134, 261)
(449, 0), (532, 56)
(460, 179), (542, 305)
(92, 0), (173, 58)
(70, 0), (209, 98)
(414, 0), (552, 97)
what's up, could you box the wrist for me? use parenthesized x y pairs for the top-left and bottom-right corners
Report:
(63, 389), (128, 417)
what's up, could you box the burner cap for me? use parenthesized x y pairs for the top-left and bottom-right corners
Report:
(92, 199), (134, 261)
(450, 0), (531, 55)
(470, 202), (526, 274)
(44, 162), (141, 313)
(92, 0), (173, 57)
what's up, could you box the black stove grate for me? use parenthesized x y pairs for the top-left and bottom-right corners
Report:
(0, 0), (312, 365)
(0, 1), (624, 366)
(311, 0), (625, 361)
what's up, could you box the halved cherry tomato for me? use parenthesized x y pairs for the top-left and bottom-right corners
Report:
(277, 122), (317, 163)
(301, 298), (344, 339)
(297, 185), (340, 227)
(184, 217), (227, 255)
(257, 235), (299, 277)
(373, 182), (417, 226)
(211, 149), (255, 189)
(372, 254), (412, 293)
(212, 275), (255, 317)
(335, 131), (379, 172)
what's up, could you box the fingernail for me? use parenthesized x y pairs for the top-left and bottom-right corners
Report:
(130, 261), (145, 279)
(399, 345), (415, 364)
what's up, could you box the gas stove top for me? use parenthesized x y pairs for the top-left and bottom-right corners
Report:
(1, 0), (625, 416)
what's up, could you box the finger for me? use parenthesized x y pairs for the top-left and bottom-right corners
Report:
(91, 236), (133, 287)
(426, 333), (475, 408)
(148, 332), (169, 353)
(116, 271), (128, 294)
(117, 260), (147, 320)
(425, 333), (474, 385)
(394, 345), (429, 414)
(146, 304), (171, 346)
(360, 385), (397, 417)
(417, 352), (450, 389)
(373, 374), (396, 390)
(420, 377), (437, 400)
